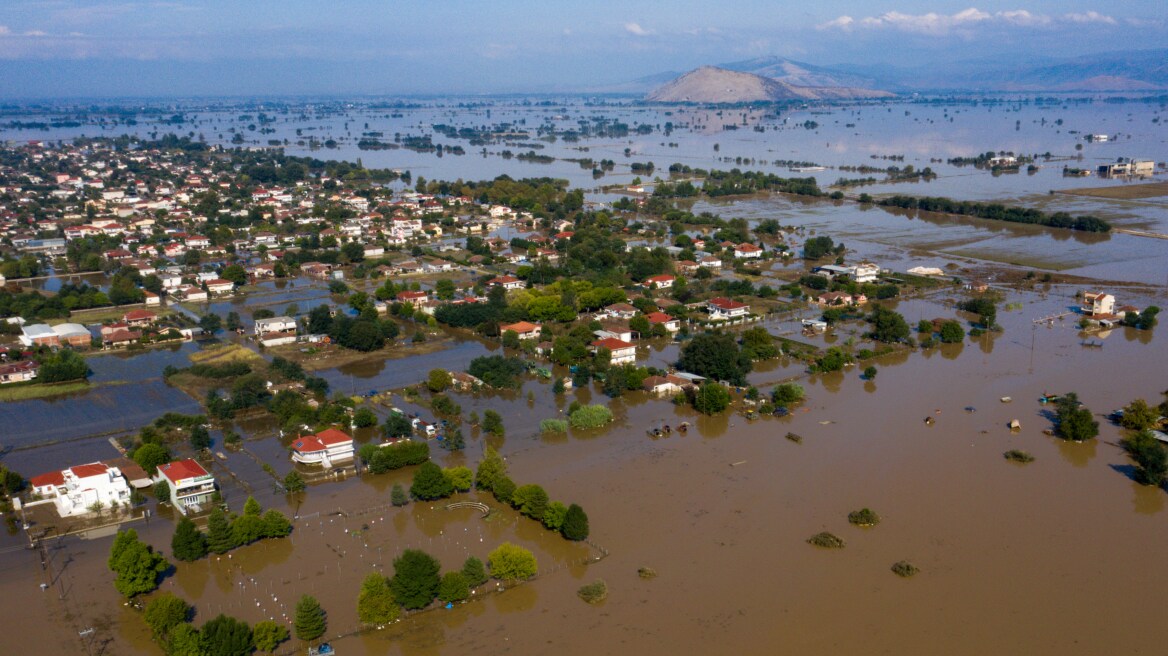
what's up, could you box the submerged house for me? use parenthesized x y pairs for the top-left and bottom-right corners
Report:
(155, 459), (216, 515)
(291, 428), (355, 468)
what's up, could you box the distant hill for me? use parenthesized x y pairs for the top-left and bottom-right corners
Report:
(646, 66), (893, 103)
(718, 55), (881, 90)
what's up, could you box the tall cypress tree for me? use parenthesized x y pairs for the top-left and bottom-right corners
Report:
(171, 516), (208, 562)
(294, 595), (326, 642)
(562, 503), (590, 541)
(206, 507), (236, 554)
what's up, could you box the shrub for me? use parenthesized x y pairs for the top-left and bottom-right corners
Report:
(847, 508), (880, 526)
(569, 405), (613, 429)
(540, 419), (568, 433)
(891, 561), (920, 578)
(488, 542), (538, 582)
(1003, 450), (1035, 463)
(577, 580), (608, 604)
(807, 532), (846, 548)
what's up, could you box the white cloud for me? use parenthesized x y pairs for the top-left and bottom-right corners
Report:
(818, 7), (1123, 35)
(1064, 11), (1116, 25)
(624, 22), (653, 36)
(24, 30), (48, 37)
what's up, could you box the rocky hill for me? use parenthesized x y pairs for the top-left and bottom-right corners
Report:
(646, 66), (893, 103)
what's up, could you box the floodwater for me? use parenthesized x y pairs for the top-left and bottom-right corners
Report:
(5, 284), (1167, 655)
(2, 97), (1168, 654)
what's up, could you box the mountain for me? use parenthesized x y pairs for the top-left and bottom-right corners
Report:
(645, 66), (893, 103)
(718, 56), (881, 90)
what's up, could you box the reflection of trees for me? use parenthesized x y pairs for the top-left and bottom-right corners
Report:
(1131, 481), (1165, 516)
(940, 342), (964, 360)
(492, 582), (538, 614)
(1055, 437), (1096, 468)
(817, 371), (844, 394)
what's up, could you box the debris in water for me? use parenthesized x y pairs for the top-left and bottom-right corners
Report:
(785, 432), (803, 444)
(730, 460), (747, 467)
(1008, 419), (1021, 431)
(637, 567), (658, 580)
(818, 420), (834, 425)
(891, 561), (920, 578)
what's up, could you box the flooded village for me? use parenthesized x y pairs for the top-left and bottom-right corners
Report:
(0, 92), (1165, 656)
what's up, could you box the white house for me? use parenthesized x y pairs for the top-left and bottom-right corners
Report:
(645, 311), (681, 333)
(155, 459), (216, 515)
(487, 275), (524, 291)
(500, 321), (542, 341)
(205, 278), (235, 295)
(0, 360), (38, 384)
(1081, 291), (1115, 317)
(644, 274), (676, 289)
(707, 297), (749, 320)
(291, 428), (355, 468)
(591, 337), (637, 365)
(30, 462), (132, 517)
(255, 316), (298, 336)
(734, 243), (763, 259)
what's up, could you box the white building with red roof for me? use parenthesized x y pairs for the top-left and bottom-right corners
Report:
(644, 274), (676, 289)
(734, 243), (763, 259)
(707, 297), (750, 320)
(30, 462), (131, 517)
(591, 337), (637, 365)
(155, 459), (215, 515)
(487, 275), (524, 290)
(291, 428), (355, 468)
(500, 321), (542, 341)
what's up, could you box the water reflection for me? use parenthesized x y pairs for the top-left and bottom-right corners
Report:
(1130, 481), (1165, 515)
(1055, 437), (1097, 468)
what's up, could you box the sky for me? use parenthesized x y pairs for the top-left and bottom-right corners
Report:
(0, 1), (1164, 98)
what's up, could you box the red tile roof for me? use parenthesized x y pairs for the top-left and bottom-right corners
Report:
(30, 470), (65, 488)
(645, 311), (673, 324)
(708, 297), (748, 310)
(292, 436), (326, 453)
(157, 459), (210, 482)
(315, 428), (353, 447)
(70, 463), (110, 478)
(591, 337), (635, 350)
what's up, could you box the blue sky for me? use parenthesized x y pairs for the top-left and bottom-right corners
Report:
(0, 1), (1164, 97)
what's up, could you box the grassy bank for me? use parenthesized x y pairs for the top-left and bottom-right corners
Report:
(0, 379), (129, 402)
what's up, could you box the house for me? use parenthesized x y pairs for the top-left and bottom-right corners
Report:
(301, 262), (334, 279)
(0, 360), (38, 384)
(644, 274), (676, 289)
(102, 327), (142, 348)
(591, 337), (637, 365)
(143, 290), (161, 306)
(449, 371), (484, 391)
(255, 316), (297, 336)
(699, 256), (722, 269)
(30, 462), (132, 517)
(595, 320), (634, 343)
(205, 278), (235, 295)
(642, 374), (692, 396)
(396, 290), (429, 304)
(734, 243), (763, 259)
(645, 311), (681, 333)
(816, 291), (867, 307)
(487, 275), (524, 291)
(123, 309), (157, 327)
(176, 285), (208, 302)
(1081, 291), (1115, 317)
(602, 303), (638, 320)
(676, 260), (700, 274)
(291, 428), (355, 468)
(500, 321), (542, 341)
(706, 297), (749, 320)
(155, 459), (215, 515)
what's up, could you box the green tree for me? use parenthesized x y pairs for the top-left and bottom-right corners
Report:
(562, 503), (590, 541)
(382, 414), (413, 439)
(154, 480), (171, 503)
(483, 409), (505, 436)
(475, 445), (507, 491)
(677, 332), (752, 386)
(1120, 399), (1160, 432)
(171, 516), (208, 562)
(568, 404), (613, 429)
(357, 573), (400, 625)
(542, 501), (568, 531)
(462, 556), (488, 587)
(220, 264), (247, 286)
(252, 620), (289, 654)
(863, 365), (878, 380)
(410, 461), (454, 500)
(200, 614), (253, 656)
(390, 549), (441, 610)
(391, 483), (408, 507)
(693, 382), (731, 415)
(867, 305), (910, 343)
(293, 595), (327, 642)
(189, 425), (212, 451)
(434, 278), (456, 300)
(1055, 393), (1098, 442)
(133, 442), (170, 477)
(261, 510), (293, 538)
(488, 542), (538, 581)
(143, 592), (191, 643)
(1123, 431), (1168, 486)
(771, 383), (804, 406)
(199, 313), (222, 334)
(108, 529), (170, 597)
(443, 466), (473, 492)
(283, 471), (306, 493)
(206, 506), (236, 554)
(438, 571), (470, 603)
(243, 496), (262, 516)
(512, 484), (549, 520)
(938, 320), (965, 344)
(353, 407), (378, 428)
(225, 311), (242, 332)
(37, 349), (89, 382)
(959, 297), (997, 328)
(740, 326), (778, 360)
(426, 368), (453, 393)
(168, 623), (203, 656)
(231, 513), (265, 546)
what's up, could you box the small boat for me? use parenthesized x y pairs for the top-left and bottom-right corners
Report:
(1000, 396), (1012, 403)
(308, 644), (334, 655)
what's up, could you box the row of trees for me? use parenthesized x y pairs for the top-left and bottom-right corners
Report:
(475, 446), (590, 540)
(142, 590), (316, 655)
(171, 497), (292, 561)
(880, 194), (1111, 233)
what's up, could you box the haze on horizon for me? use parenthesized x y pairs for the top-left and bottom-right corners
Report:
(0, 0), (1164, 99)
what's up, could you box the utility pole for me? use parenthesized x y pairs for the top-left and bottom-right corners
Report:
(79, 628), (95, 656)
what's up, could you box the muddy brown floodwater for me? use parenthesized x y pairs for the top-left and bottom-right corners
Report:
(4, 284), (1168, 655)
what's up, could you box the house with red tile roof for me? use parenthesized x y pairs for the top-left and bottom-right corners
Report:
(30, 462), (131, 517)
(291, 428), (355, 468)
(707, 297), (749, 320)
(156, 459), (215, 515)
(500, 321), (542, 341)
(591, 337), (637, 365)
